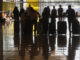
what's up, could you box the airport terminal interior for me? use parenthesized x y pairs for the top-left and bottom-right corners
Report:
(0, 0), (80, 60)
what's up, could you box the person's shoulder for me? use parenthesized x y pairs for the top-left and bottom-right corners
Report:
(66, 9), (69, 12)
(53, 9), (56, 11)
(71, 8), (74, 10)
(71, 9), (75, 11)
(61, 8), (63, 9)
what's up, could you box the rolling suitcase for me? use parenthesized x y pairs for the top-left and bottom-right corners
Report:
(72, 20), (80, 34)
(58, 21), (67, 34)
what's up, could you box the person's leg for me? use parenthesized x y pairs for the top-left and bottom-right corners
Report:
(58, 17), (60, 21)
(68, 19), (71, 34)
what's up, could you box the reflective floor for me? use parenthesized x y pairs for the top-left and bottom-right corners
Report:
(0, 18), (80, 60)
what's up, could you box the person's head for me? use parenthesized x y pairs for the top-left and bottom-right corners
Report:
(47, 6), (49, 8)
(29, 4), (31, 7)
(53, 6), (55, 9)
(59, 5), (62, 8)
(68, 5), (71, 9)
(14, 6), (18, 10)
(15, 6), (17, 9)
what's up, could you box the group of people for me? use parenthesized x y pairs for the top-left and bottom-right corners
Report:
(42, 5), (76, 34)
(13, 4), (78, 36)
(41, 5), (77, 34)
(12, 5), (79, 60)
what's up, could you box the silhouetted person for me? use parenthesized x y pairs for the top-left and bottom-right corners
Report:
(19, 9), (33, 59)
(42, 6), (50, 34)
(13, 6), (20, 47)
(66, 5), (75, 33)
(21, 10), (33, 45)
(58, 5), (63, 21)
(49, 6), (57, 34)
(13, 6), (19, 20)
(51, 6), (57, 22)
(27, 5), (39, 36)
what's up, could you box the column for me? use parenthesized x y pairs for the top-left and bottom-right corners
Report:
(0, 2), (3, 59)
(0, 0), (2, 17)
(0, 23), (3, 60)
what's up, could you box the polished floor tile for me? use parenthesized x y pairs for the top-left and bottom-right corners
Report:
(0, 17), (80, 60)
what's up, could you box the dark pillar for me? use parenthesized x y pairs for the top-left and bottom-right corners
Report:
(0, 23), (3, 60)
(0, 0), (3, 55)
(0, 0), (2, 12)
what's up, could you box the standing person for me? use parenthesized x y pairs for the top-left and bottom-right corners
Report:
(13, 6), (20, 34)
(13, 6), (19, 20)
(50, 6), (57, 34)
(13, 6), (20, 47)
(42, 6), (50, 34)
(51, 6), (57, 22)
(66, 5), (75, 34)
(58, 5), (63, 21)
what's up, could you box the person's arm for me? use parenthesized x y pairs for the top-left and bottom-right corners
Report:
(66, 10), (68, 17)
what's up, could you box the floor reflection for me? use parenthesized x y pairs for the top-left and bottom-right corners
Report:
(68, 36), (80, 60)
(1, 17), (80, 60)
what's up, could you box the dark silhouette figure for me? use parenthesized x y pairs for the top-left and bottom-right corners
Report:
(13, 6), (20, 47)
(49, 6), (57, 34)
(51, 6), (57, 22)
(66, 5), (75, 34)
(19, 9), (33, 60)
(21, 10), (33, 45)
(27, 5), (39, 36)
(42, 6), (50, 34)
(58, 5), (63, 21)
(13, 6), (19, 20)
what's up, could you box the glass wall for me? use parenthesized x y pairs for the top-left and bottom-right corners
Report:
(2, 0), (80, 16)
(2, 0), (15, 16)
(38, 0), (80, 15)
(27, 0), (39, 12)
